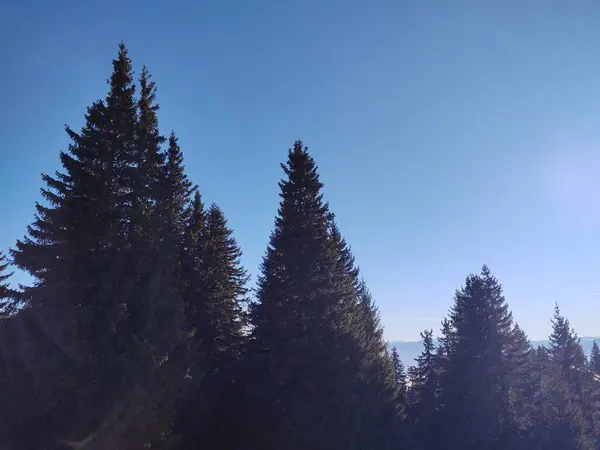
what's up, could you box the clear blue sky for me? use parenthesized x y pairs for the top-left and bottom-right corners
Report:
(1, 1), (599, 341)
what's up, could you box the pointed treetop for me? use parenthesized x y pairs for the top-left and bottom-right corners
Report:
(550, 303), (575, 346)
(167, 132), (183, 163)
(278, 140), (325, 207)
(107, 41), (135, 107)
(549, 303), (587, 371)
(164, 132), (193, 206)
(511, 323), (531, 346)
(138, 65), (161, 133)
(411, 329), (437, 386)
(185, 188), (206, 236)
(191, 189), (204, 215)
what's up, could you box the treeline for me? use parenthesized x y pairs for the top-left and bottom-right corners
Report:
(0, 44), (598, 450)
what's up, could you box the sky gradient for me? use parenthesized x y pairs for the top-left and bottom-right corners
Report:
(1, 1), (599, 341)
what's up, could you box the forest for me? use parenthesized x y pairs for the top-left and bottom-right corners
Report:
(0, 44), (599, 450)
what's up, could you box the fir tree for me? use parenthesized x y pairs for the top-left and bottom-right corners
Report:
(181, 189), (208, 372)
(162, 132), (194, 244)
(531, 360), (596, 450)
(548, 305), (597, 448)
(407, 329), (439, 450)
(245, 141), (347, 450)
(504, 323), (536, 447)
(201, 203), (248, 368)
(243, 141), (398, 450)
(590, 341), (600, 375)
(10, 42), (140, 444)
(438, 266), (514, 450)
(391, 347), (408, 401)
(182, 201), (248, 373)
(174, 202), (249, 450)
(550, 304), (587, 377)
(122, 63), (170, 370)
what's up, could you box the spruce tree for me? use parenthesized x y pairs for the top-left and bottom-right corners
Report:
(504, 323), (536, 447)
(201, 203), (248, 369)
(10, 42), (140, 444)
(181, 190), (207, 371)
(590, 341), (600, 375)
(245, 141), (346, 450)
(531, 357), (595, 450)
(549, 304), (587, 377)
(392, 346), (408, 403)
(407, 329), (439, 450)
(548, 305), (597, 448)
(174, 202), (249, 450)
(438, 266), (514, 450)
(243, 141), (398, 450)
(162, 132), (194, 244)
(181, 199), (248, 374)
(122, 63), (170, 373)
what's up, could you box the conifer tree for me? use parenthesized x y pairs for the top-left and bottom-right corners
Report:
(162, 132), (194, 245)
(438, 266), (514, 450)
(121, 63), (171, 374)
(201, 203), (248, 369)
(504, 323), (536, 447)
(174, 202), (249, 450)
(550, 304), (587, 377)
(530, 356), (595, 450)
(10, 42), (140, 444)
(181, 190), (207, 372)
(181, 200), (248, 373)
(243, 141), (399, 450)
(245, 141), (348, 449)
(548, 305), (597, 448)
(590, 341), (600, 375)
(407, 329), (439, 450)
(392, 346), (407, 402)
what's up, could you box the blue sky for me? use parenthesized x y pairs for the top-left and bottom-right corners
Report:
(1, 1), (599, 341)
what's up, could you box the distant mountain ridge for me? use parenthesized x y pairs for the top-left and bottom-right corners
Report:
(388, 337), (600, 368)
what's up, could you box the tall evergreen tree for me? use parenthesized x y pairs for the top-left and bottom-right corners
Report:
(181, 189), (207, 373)
(201, 203), (248, 369)
(392, 346), (408, 402)
(242, 141), (398, 450)
(10, 42), (140, 445)
(438, 266), (514, 450)
(590, 341), (600, 375)
(181, 200), (248, 373)
(549, 304), (587, 377)
(162, 132), (194, 245)
(174, 202), (249, 450)
(407, 329), (439, 450)
(121, 63), (171, 374)
(547, 305), (597, 449)
(504, 323), (537, 448)
(245, 141), (347, 450)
